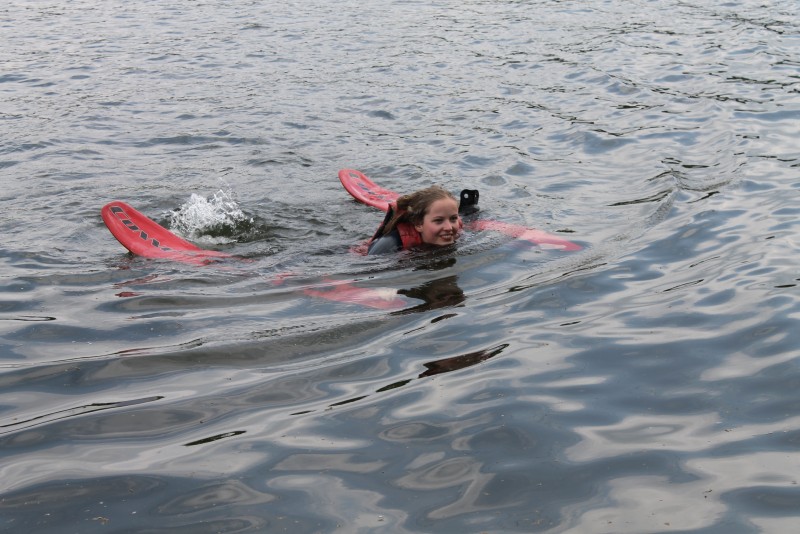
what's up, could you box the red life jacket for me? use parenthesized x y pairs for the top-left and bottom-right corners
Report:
(369, 203), (423, 250)
(395, 221), (423, 249)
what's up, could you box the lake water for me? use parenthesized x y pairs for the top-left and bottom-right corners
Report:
(1, 0), (799, 532)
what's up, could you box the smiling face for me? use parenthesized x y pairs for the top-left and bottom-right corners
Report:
(414, 198), (461, 246)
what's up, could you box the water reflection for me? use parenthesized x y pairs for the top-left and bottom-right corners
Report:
(397, 274), (466, 313)
(315, 343), (509, 412)
(0, 396), (164, 440)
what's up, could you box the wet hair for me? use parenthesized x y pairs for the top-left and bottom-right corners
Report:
(382, 185), (457, 236)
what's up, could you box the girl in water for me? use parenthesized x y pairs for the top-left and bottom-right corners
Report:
(367, 186), (463, 255)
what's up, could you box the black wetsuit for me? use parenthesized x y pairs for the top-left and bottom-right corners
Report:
(367, 229), (403, 255)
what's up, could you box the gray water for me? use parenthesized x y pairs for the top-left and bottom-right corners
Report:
(2, 0), (799, 532)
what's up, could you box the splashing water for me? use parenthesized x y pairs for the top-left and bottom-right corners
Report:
(168, 190), (254, 245)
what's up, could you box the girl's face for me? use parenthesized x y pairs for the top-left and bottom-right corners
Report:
(415, 198), (461, 246)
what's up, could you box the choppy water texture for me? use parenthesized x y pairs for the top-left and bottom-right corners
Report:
(2, 0), (799, 532)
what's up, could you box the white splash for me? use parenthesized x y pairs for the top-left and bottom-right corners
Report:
(168, 189), (253, 245)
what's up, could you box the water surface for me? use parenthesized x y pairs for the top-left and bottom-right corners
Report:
(1, 0), (799, 532)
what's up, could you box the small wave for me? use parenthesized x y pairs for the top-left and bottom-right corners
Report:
(168, 190), (255, 245)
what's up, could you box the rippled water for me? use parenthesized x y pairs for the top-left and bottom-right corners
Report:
(2, 0), (799, 532)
